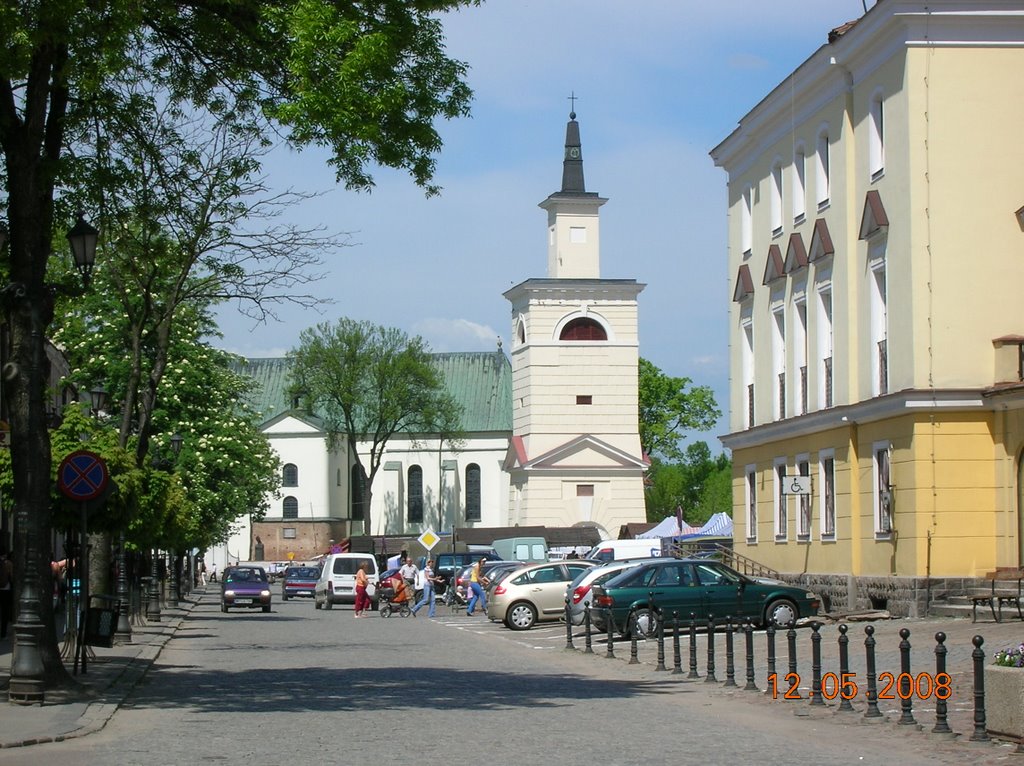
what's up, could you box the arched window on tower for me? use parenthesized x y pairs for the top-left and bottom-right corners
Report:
(282, 463), (298, 487)
(350, 465), (367, 521)
(407, 465), (424, 524)
(559, 317), (607, 341)
(465, 463), (481, 522)
(283, 496), (298, 519)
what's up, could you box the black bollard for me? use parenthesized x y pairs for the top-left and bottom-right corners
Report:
(629, 631), (639, 664)
(864, 625), (882, 718)
(656, 614), (667, 671)
(837, 624), (854, 712)
(765, 623), (777, 693)
(564, 597), (575, 651)
(705, 616), (718, 682)
(786, 625), (798, 698)
(744, 619), (758, 691)
(688, 614), (700, 679)
(809, 621), (824, 706)
(672, 612), (683, 675)
(970, 634), (989, 742)
(932, 631), (952, 735)
(897, 627), (916, 725)
(724, 617), (737, 688)
(605, 606), (615, 659)
(583, 604), (594, 654)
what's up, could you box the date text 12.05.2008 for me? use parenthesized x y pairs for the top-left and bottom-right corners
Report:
(767, 672), (952, 701)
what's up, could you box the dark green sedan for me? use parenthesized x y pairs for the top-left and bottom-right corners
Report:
(590, 558), (820, 638)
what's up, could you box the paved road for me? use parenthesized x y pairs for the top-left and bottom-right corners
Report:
(2, 592), (1022, 765)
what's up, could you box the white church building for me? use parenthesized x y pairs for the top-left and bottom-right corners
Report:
(213, 112), (648, 566)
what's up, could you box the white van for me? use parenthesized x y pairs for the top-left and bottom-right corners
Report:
(314, 553), (379, 609)
(585, 539), (663, 563)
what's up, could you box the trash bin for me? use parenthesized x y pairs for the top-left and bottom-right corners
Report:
(85, 595), (119, 648)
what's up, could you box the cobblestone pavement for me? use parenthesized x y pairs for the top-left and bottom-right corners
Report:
(0, 591), (1022, 764)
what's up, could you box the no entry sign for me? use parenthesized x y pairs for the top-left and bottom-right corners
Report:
(57, 450), (110, 502)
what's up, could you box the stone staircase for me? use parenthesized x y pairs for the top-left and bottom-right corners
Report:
(928, 572), (1024, 622)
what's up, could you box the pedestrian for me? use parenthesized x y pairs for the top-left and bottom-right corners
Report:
(0, 549), (12, 639)
(354, 560), (371, 618)
(411, 558), (442, 618)
(199, 562), (207, 587)
(209, 563), (217, 583)
(466, 557), (490, 616)
(399, 556), (418, 601)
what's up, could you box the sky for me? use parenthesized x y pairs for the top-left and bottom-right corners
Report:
(214, 1), (870, 451)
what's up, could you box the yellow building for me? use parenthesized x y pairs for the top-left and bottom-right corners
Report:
(710, 1), (1024, 616)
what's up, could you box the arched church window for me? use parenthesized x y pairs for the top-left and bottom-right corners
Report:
(282, 463), (298, 487)
(283, 496), (298, 519)
(350, 465), (367, 521)
(465, 463), (481, 522)
(517, 320), (526, 345)
(407, 465), (424, 524)
(559, 317), (607, 341)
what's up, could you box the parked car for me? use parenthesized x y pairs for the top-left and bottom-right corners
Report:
(221, 566), (272, 613)
(565, 558), (660, 626)
(450, 560), (522, 604)
(590, 558), (821, 638)
(281, 566), (321, 600)
(314, 553), (380, 610)
(585, 539), (664, 563)
(487, 560), (597, 630)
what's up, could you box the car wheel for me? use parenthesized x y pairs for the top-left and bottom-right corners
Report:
(325, 597), (333, 610)
(262, 604), (271, 613)
(765, 598), (798, 628)
(629, 608), (659, 639)
(221, 604), (228, 613)
(282, 594), (289, 601)
(314, 598), (322, 610)
(507, 601), (537, 630)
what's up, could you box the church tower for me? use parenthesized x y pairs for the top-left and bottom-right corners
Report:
(502, 110), (648, 539)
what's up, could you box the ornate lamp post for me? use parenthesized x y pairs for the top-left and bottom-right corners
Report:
(6, 213), (98, 704)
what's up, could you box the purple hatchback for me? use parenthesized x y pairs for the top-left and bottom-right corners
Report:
(221, 566), (272, 613)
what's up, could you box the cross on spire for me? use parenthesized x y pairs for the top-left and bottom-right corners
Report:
(568, 91), (579, 119)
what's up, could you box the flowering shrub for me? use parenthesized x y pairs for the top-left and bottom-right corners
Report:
(994, 644), (1024, 667)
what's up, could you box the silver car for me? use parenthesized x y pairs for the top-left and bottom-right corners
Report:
(565, 558), (660, 626)
(487, 561), (597, 630)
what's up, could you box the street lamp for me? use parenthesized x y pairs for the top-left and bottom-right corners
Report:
(6, 212), (98, 705)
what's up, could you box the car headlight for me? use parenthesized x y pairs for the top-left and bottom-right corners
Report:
(261, 590), (271, 598)
(805, 591), (819, 600)
(224, 590), (235, 598)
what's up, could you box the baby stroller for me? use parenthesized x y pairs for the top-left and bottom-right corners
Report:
(378, 577), (412, 618)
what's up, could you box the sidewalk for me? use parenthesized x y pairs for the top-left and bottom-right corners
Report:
(0, 590), (202, 749)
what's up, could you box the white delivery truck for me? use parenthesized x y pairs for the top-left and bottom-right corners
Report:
(585, 539), (663, 563)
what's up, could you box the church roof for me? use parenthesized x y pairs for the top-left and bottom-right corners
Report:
(235, 351), (512, 434)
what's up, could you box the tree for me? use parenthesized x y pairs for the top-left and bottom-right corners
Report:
(288, 318), (460, 535)
(644, 442), (732, 526)
(638, 358), (721, 463)
(1, 0), (476, 694)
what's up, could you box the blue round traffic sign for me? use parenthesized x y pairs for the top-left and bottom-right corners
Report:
(57, 450), (110, 501)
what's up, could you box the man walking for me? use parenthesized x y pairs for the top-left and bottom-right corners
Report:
(399, 557), (418, 602)
(411, 559), (441, 618)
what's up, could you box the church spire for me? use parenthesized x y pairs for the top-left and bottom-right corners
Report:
(561, 106), (586, 194)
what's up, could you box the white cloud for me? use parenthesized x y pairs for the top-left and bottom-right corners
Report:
(413, 318), (502, 353)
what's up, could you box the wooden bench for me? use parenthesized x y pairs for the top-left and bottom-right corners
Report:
(971, 570), (1024, 623)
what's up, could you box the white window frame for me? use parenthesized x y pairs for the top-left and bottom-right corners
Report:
(746, 465), (758, 543)
(796, 455), (811, 541)
(774, 458), (788, 542)
(819, 450), (836, 540)
(794, 298), (808, 415)
(869, 88), (885, 181)
(770, 160), (784, 237)
(742, 318), (754, 429)
(741, 184), (753, 257)
(792, 144), (806, 224)
(868, 239), (887, 398)
(815, 126), (830, 210)
(873, 441), (893, 537)
(816, 286), (833, 410)
(772, 307), (786, 420)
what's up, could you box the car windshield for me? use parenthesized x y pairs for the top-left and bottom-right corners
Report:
(286, 567), (319, 578)
(333, 558), (370, 575)
(226, 568), (265, 583)
(693, 562), (742, 585)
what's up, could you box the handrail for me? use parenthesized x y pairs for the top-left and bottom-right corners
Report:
(669, 541), (780, 580)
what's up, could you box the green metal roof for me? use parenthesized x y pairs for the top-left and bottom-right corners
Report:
(233, 351), (512, 434)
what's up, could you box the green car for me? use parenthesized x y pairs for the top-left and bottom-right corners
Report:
(590, 558), (820, 638)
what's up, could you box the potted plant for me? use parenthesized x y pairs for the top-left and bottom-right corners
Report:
(986, 644), (1024, 738)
